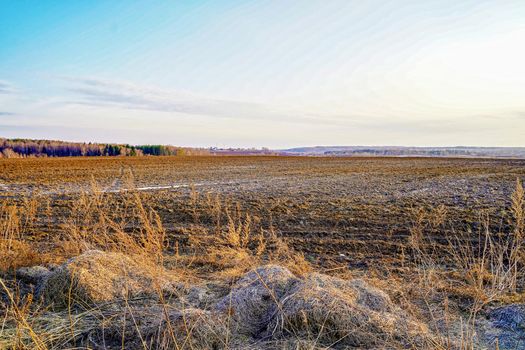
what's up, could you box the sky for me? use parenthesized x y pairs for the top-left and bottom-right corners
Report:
(1, 0), (524, 148)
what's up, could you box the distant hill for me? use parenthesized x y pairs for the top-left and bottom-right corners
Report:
(280, 146), (525, 158)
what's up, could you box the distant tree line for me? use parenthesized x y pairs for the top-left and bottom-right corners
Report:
(322, 148), (525, 158)
(135, 145), (178, 156)
(0, 138), (210, 158)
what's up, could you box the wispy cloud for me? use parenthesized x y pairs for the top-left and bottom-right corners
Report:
(0, 81), (15, 94)
(45, 76), (495, 137)
(60, 76), (355, 126)
(514, 111), (525, 119)
(63, 77), (286, 118)
(3, 75), (518, 148)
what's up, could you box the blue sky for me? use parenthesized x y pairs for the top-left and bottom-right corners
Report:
(1, 0), (524, 147)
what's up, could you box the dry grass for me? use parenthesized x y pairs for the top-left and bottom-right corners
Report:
(404, 179), (525, 349)
(0, 157), (524, 349)
(0, 175), (313, 349)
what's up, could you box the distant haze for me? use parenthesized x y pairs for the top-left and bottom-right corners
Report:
(280, 146), (525, 158)
(1, 1), (524, 148)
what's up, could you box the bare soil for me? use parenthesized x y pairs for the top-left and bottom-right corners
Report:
(1, 156), (523, 270)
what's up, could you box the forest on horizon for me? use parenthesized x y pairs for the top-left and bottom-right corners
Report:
(0, 138), (211, 158)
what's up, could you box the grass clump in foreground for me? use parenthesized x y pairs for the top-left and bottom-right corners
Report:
(0, 177), (525, 349)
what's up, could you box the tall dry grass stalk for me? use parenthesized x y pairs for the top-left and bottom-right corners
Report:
(182, 190), (310, 279)
(62, 176), (168, 265)
(408, 178), (525, 349)
(0, 195), (41, 270)
(509, 177), (524, 292)
(0, 278), (47, 350)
